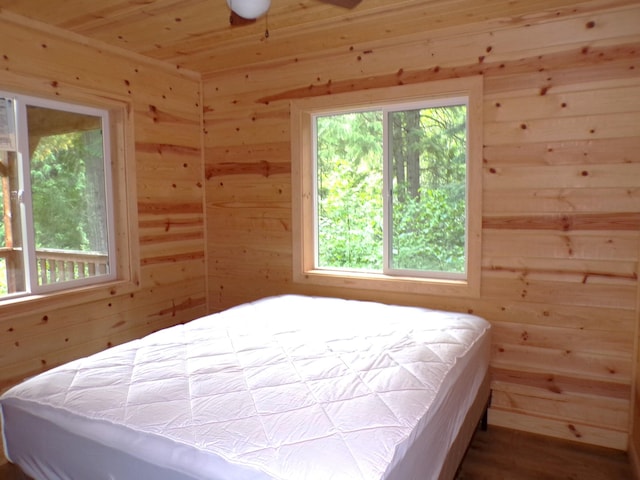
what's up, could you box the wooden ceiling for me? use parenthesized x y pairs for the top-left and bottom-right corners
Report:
(0, 0), (604, 76)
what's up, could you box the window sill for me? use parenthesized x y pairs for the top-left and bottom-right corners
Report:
(294, 268), (479, 298)
(0, 278), (140, 321)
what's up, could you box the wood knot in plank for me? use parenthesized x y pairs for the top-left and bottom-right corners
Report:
(567, 424), (582, 438)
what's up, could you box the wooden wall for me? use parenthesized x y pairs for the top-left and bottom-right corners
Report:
(0, 13), (206, 393)
(203, 1), (640, 452)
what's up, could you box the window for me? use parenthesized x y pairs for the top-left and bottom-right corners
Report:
(0, 91), (133, 301)
(291, 76), (482, 297)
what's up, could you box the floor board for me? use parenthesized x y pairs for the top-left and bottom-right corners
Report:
(0, 426), (634, 479)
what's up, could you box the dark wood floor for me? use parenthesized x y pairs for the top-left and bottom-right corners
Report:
(0, 426), (634, 479)
(456, 426), (634, 480)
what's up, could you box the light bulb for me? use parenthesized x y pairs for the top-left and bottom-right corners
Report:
(226, 0), (271, 19)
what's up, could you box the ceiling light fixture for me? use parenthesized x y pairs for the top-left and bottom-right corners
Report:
(226, 0), (271, 20)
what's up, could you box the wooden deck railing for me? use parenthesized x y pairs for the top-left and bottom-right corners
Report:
(0, 247), (108, 293)
(35, 248), (108, 285)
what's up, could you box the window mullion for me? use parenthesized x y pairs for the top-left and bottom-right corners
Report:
(14, 99), (38, 293)
(382, 109), (391, 274)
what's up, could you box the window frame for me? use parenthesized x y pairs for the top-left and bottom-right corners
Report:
(291, 76), (482, 298)
(0, 86), (139, 315)
(9, 93), (117, 294)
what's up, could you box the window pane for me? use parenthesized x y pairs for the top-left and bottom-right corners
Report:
(27, 106), (110, 286)
(316, 111), (383, 270)
(0, 149), (26, 296)
(389, 105), (467, 274)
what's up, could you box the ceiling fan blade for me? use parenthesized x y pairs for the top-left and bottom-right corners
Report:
(317, 0), (363, 8)
(229, 10), (257, 26)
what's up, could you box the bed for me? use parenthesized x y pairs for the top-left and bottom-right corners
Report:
(1, 294), (491, 480)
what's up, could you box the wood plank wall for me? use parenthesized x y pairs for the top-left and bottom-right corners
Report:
(0, 13), (206, 395)
(203, 1), (640, 451)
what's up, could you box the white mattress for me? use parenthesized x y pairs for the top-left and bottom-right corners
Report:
(1, 294), (491, 480)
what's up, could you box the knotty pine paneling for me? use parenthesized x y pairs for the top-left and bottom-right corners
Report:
(0, 11), (206, 401)
(203, 1), (640, 451)
(182, 0), (634, 74)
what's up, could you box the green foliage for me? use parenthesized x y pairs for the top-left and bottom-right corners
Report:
(22, 105), (108, 254)
(392, 186), (465, 273)
(317, 112), (384, 269)
(31, 132), (86, 250)
(316, 103), (467, 274)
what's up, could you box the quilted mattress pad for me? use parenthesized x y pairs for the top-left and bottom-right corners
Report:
(1, 294), (491, 480)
